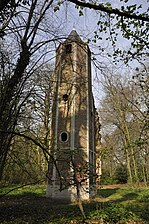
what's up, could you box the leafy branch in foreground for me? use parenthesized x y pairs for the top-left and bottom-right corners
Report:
(68, 0), (149, 22)
(68, 0), (149, 62)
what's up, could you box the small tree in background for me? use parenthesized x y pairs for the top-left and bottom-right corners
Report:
(114, 165), (128, 184)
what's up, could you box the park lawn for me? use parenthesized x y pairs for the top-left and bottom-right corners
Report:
(0, 184), (149, 223)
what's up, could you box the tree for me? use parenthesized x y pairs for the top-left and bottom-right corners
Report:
(99, 71), (148, 184)
(2, 64), (53, 184)
(131, 63), (149, 184)
(0, 0), (62, 180)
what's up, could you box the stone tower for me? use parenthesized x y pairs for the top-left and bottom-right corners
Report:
(46, 30), (101, 202)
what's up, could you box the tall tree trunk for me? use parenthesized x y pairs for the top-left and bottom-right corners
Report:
(0, 41), (30, 180)
(125, 124), (139, 183)
(125, 143), (133, 184)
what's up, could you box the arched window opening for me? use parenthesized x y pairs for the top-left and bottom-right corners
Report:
(60, 132), (68, 142)
(63, 94), (68, 102)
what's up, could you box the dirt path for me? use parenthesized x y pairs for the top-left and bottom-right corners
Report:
(99, 184), (128, 189)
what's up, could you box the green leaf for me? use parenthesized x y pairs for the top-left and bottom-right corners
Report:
(105, 2), (111, 7)
(79, 10), (84, 16)
(54, 6), (60, 12)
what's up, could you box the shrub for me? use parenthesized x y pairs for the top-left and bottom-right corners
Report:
(114, 165), (128, 184)
(100, 171), (116, 185)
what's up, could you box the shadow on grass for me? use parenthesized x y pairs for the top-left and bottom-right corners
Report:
(115, 192), (138, 203)
(0, 194), (82, 224)
(97, 188), (119, 198)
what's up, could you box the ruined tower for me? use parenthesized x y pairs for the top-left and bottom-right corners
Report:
(46, 30), (101, 201)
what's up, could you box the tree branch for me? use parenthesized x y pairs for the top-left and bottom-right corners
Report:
(68, 0), (149, 22)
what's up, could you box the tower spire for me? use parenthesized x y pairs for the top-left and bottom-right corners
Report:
(65, 30), (83, 43)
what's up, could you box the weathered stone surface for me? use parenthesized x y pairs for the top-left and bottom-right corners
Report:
(47, 30), (101, 202)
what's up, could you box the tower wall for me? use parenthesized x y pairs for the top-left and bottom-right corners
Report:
(47, 31), (100, 201)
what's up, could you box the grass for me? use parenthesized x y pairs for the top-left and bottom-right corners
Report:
(0, 184), (149, 223)
(0, 184), (46, 196)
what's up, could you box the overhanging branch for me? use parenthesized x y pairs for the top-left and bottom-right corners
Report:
(68, 0), (149, 22)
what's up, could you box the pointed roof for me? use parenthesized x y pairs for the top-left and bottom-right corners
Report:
(65, 30), (83, 43)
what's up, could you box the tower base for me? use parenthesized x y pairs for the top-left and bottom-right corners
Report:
(46, 183), (96, 202)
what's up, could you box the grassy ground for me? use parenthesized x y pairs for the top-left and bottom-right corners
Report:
(0, 184), (149, 223)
